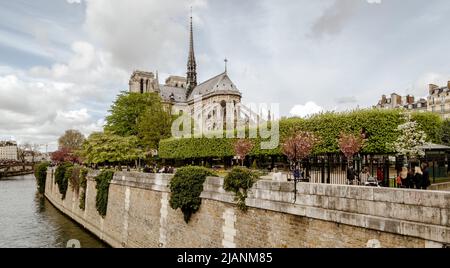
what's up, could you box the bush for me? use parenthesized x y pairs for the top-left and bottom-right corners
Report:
(69, 166), (81, 194)
(159, 109), (442, 159)
(54, 162), (74, 200)
(169, 166), (215, 223)
(79, 168), (88, 210)
(94, 170), (115, 217)
(34, 162), (50, 194)
(223, 167), (259, 212)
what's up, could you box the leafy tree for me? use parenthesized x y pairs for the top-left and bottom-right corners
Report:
(105, 92), (162, 137)
(58, 129), (85, 151)
(442, 119), (450, 146)
(137, 101), (173, 153)
(51, 147), (81, 164)
(234, 139), (254, 166)
(81, 131), (145, 165)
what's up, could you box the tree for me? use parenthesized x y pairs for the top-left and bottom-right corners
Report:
(392, 115), (427, 162)
(442, 119), (450, 146)
(234, 139), (254, 166)
(51, 147), (80, 164)
(105, 92), (162, 137)
(58, 129), (85, 151)
(338, 132), (365, 164)
(137, 102), (173, 154)
(80, 131), (145, 165)
(282, 131), (320, 165)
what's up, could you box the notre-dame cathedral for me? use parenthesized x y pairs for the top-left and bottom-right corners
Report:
(128, 14), (250, 131)
(128, 14), (268, 132)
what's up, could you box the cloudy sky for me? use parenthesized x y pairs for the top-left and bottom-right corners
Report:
(1, 0), (450, 151)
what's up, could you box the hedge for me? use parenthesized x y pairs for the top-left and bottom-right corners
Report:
(34, 162), (50, 194)
(159, 109), (442, 159)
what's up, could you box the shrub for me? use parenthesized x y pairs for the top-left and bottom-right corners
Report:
(223, 167), (259, 212)
(169, 166), (215, 223)
(54, 162), (74, 200)
(79, 168), (88, 210)
(34, 162), (50, 194)
(94, 170), (115, 217)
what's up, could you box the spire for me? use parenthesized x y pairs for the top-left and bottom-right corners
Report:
(224, 58), (228, 73)
(186, 7), (197, 97)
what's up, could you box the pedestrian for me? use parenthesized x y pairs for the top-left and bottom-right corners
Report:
(347, 166), (356, 185)
(406, 167), (415, 188)
(421, 163), (431, 190)
(359, 167), (370, 185)
(399, 167), (408, 188)
(414, 166), (423, 189)
(293, 165), (300, 181)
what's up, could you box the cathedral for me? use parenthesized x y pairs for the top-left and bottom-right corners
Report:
(129, 14), (250, 131)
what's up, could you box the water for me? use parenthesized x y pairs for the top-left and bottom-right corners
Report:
(0, 174), (106, 248)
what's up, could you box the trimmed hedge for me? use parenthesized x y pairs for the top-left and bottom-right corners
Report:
(159, 109), (443, 159)
(169, 166), (215, 223)
(34, 162), (50, 194)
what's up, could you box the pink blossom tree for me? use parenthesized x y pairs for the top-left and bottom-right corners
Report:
(234, 139), (254, 166)
(282, 131), (320, 166)
(338, 132), (365, 165)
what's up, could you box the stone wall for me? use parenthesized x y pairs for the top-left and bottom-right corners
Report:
(45, 169), (450, 248)
(429, 182), (450, 192)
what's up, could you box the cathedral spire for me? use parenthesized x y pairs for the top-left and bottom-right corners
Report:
(186, 8), (197, 97)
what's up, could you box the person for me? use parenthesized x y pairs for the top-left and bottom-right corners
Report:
(347, 166), (356, 185)
(421, 163), (431, 190)
(399, 167), (408, 188)
(293, 165), (301, 181)
(376, 166), (384, 186)
(359, 167), (370, 185)
(406, 167), (415, 188)
(414, 166), (423, 189)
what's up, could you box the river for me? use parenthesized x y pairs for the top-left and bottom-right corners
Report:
(0, 174), (106, 248)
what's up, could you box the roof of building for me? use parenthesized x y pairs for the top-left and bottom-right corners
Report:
(187, 72), (240, 101)
(158, 72), (241, 103)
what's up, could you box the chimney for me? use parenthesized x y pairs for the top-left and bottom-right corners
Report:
(429, 84), (439, 95)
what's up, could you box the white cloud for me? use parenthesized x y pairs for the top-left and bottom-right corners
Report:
(289, 102), (324, 118)
(67, 0), (82, 4)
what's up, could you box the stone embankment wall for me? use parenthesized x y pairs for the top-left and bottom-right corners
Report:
(429, 182), (450, 192)
(45, 169), (450, 248)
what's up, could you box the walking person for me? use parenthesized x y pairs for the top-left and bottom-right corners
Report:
(347, 166), (356, 185)
(414, 166), (423, 189)
(359, 167), (370, 186)
(421, 163), (431, 190)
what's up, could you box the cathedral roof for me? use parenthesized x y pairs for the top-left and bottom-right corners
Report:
(187, 72), (241, 101)
(159, 72), (241, 104)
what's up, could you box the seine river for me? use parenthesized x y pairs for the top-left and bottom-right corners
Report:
(0, 174), (106, 248)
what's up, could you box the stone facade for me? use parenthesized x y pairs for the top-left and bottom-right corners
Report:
(45, 170), (450, 248)
(375, 93), (427, 112)
(428, 82), (450, 119)
(0, 141), (18, 161)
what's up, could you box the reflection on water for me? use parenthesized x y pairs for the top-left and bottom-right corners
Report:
(0, 174), (106, 248)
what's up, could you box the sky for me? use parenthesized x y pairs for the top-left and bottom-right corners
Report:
(1, 0), (450, 151)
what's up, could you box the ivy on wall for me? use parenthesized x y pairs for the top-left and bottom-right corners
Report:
(79, 168), (88, 210)
(159, 110), (443, 159)
(34, 162), (50, 194)
(54, 162), (74, 200)
(169, 166), (215, 223)
(223, 167), (258, 212)
(94, 170), (115, 217)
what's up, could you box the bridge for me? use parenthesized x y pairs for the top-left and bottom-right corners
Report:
(0, 161), (35, 179)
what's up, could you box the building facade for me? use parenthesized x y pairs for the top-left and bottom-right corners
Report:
(0, 141), (18, 161)
(129, 15), (261, 132)
(375, 93), (427, 112)
(428, 82), (450, 120)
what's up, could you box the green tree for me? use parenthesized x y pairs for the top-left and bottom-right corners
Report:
(442, 119), (450, 146)
(137, 101), (173, 153)
(81, 131), (145, 165)
(58, 129), (85, 150)
(105, 92), (162, 136)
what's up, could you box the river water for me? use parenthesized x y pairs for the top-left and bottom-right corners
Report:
(0, 174), (106, 248)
